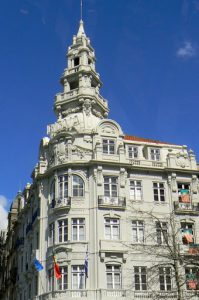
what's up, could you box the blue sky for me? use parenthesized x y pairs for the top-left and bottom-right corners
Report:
(0, 0), (199, 221)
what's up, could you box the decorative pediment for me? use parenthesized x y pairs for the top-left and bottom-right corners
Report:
(97, 119), (123, 137)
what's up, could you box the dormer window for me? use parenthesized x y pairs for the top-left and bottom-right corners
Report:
(128, 146), (138, 159)
(150, 148), (160, 161)
(74, 57), (79, 66)
(103, 139), (115, 155)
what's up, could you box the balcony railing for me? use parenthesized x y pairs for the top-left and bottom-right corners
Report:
(174, 201), (199, 213)
(51, 197), (71, 209)
(98, 196), (126, 208)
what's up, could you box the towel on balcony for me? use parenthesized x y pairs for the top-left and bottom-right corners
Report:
(183, 229), (193, 243)
(187, 280), (197, 290)
(180, 189), (190, 203)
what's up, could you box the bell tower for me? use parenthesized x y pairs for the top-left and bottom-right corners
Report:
(51, 20), (109, 136)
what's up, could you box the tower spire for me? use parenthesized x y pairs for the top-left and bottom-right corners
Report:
(80, 0), (83, 21)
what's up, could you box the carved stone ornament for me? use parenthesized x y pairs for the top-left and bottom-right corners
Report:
(79, 98), (95, 116)
(97, 166), (103, 186)
(57, 141), (68, 164)
(47, 114), (80, 138)
(175, 152), (189, 168)
(120, 168), (126, 188)
(72, 145), (92, 159)
(191, 175), (198, 194)
(171, 173), (177, 192)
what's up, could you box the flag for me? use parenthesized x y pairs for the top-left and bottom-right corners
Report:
(180, 189), (190, 203)
(84, 251), (88, 278)
(53, 255), (61, 279)
(33, 258), (43, 271)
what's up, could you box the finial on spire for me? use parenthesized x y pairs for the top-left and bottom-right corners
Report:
(80, 0), (83, 21)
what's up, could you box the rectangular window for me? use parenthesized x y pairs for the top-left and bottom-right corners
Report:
(185, 267), (199, 290)
(103, 139), (115, 154)
(134, 267), (147, 290)
(153, 182), (165, 202)
(48, 269), (54, 292)
(106, 265), (121, 289)
(49, 223), (55, 246)
(58, 219), (68, 243)
(156, 222), (168, 245)
(132, 221), (144, 243)
(130, 180), (142, 200)
(150, 148), (160, 161)
(159, 267), (171, 291)
(181, 223), (194, 245)
(72, 265), (85, 289)
(178, 183), (190, 203)
(128, 146), (138, 159)
(58, 267), (68, 290)
(58, 175), (68, 200)
(104, 177), (118, 198)
(105, 218), (120, 240)
(72, 218), (85, 241)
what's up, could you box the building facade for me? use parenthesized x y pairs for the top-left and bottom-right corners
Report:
(0, 20), (199, 300)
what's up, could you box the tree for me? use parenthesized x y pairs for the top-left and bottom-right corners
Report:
(123, 207), (199, 300)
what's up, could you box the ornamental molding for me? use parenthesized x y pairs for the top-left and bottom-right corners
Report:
(175, 151), (189, 168)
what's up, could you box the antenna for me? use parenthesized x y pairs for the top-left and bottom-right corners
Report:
(80, 0), (83, 21)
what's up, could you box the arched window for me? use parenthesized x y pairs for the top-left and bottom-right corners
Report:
(58, 175), (68, 200)
(72, 175), (84, 197)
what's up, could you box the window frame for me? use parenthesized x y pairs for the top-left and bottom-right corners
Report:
(181, 222), (194, 245)
(130, 180), (142, 201)
(72, 218), (85, 241)
(104, 176), (118, 198)
(58, 175), (68, 200)
(57, 266), (68, 290)
(104, 218), (120, 240)
(185, 267), (199, 290)
(156, 222), (168, 245)
(153, 182), (165, 202)
(49, 223), (55, 246)
(132, 220), (144, 243)
(159, 267), (172, 291)
(102, 139), (115, 155)
(72, 175), (84, 197)
(106, 265), (122, 290)
(150, 148), (160, 161)
(134, 266), (147, 291)
(72, 265), (85, 290)
(128, 146), (138, 159)
(58, 219), (68, 243)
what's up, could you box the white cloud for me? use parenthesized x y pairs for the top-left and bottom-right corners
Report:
(177, 41), (196, 58)
(0, 195), (8, 230)
(20, 8), (29, 15)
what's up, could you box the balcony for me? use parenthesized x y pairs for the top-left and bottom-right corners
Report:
(98, 196), (126, 209)
(174, 201), (199, 214)
(38, 290), (89, 300)
(51, 197), (71, 210)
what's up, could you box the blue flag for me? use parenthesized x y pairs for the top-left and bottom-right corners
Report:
(34, 258), (43, 271)
(84, 251), (88, 278)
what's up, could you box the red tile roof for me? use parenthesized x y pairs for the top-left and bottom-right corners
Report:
(124, 135), (175, 145)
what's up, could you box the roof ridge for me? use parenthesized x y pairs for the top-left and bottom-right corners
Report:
(124, 134), (176, 145)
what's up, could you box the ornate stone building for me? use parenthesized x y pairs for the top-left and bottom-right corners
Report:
(0, 20), (199, 300)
